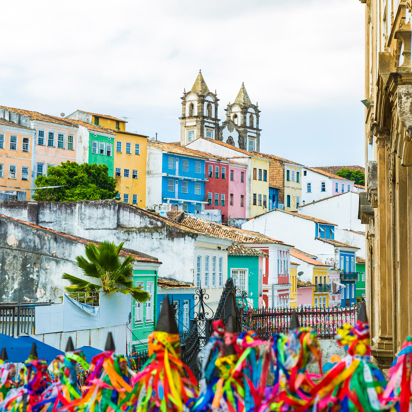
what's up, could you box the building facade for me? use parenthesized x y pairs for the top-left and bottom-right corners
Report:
(355, 257), (366, 303)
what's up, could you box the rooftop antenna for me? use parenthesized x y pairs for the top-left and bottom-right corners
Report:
(155, 132), (158, 141)
(122, 117), (128, 121)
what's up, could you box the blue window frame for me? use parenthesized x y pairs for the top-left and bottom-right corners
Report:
(126, 143), (131, 154)
(38, 130), (45, 145)
(132, 194), (137, 205)
(135, 144), (140, 155)
(124, 194), (129, 203)
(116, 141), (122, 152)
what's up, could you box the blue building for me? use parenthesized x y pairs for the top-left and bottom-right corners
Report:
(339, 249), (357, 307)
(269, 187), (279, 210)
(156, 278), (196, 334)
(147, 142), (208, 213)
(315, 222), (335, 240)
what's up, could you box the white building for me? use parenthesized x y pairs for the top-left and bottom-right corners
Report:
(302, 167), (354, 205)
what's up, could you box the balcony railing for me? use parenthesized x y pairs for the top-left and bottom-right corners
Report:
(315, 284), (331, 293)
(340, 272), (358, 281)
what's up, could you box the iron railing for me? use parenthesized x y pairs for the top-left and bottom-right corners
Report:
(315, 285), (331, 293)
(129, 349), (149, 371)
(340, 272), (358, 281)
(0, 303), (51, 337)
(242, 306), (358, 340)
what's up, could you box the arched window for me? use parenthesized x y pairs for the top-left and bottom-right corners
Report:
(189, 103), (194, 117)
(207, 103), (212, 118)
(249, 114), (254, 128)
(233, 114), (238, 124)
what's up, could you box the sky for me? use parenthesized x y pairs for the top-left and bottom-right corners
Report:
(0, 0), (365, 167)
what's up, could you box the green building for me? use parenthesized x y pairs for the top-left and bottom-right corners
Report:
(227, 244), (267, 309)
(356, 257), (366, 302)
(129, 256), (161, 353)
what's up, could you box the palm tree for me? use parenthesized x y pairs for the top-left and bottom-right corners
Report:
(62, 241), (150, 303)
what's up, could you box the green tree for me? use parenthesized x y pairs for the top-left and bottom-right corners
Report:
(33, 161), (118, 201)
(336, 168), (365, 186)
(62, 241), (150, 303)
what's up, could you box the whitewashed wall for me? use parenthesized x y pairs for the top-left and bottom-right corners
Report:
(301, 168), (333, 204)
(335, 228), (365, 258)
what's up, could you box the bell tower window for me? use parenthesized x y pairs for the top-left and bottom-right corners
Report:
(189, 103), (194, 117)
(233, 114), (238, 124)
(187, 130), (194, 142)
(207, 103), (212, 118)
(249, 114), (254, 128)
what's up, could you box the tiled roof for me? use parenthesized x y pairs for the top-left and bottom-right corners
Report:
(306, 167), (351, 181)
(290, 261), (300, 266)
(0, 214), (160, 263)
(158, 278), (195, 289)
(299, 191), (357, 208)
(356, 257), (366, 264)
(354, 184), (365, 189)
(52, 116), (115, 135)
(254, 208), (337, 226)
(79, 110), (126, 122)
(167, 213), (289, 245)
(252, 151), (303, 166)
(316, 165), (365, 174)
(116, 130), (148, 138)
(291, 249), (331, 266)
(297, 279), (315, 288)
(315, 237), (360, 250)
(0, 118), (33, 131)
(292, 248), (317, 259)
(343, 229), (366, 236)
(227, 243), (268, 257)
(0, 106), (79, 127)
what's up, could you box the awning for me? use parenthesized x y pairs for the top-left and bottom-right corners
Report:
(332, 280), (346, 288)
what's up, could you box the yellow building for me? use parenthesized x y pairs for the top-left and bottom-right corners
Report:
(312, 266), (329, 308)
(289, 261), (299, 308)
(66, 110), (148, 207)
(283, 162), (303, 211)
(250, 156), (271, 218)
(0, 119), (36, 200)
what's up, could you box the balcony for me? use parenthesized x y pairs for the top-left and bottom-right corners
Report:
(340, 272), (358, 281)
(315, 284), (331, 293)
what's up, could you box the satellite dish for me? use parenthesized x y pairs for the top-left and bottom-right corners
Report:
(298, 271), (304, 277)
(60, 113), (65, 117)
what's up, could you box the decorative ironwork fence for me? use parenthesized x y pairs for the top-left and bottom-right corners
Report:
(242, 306), (358, 340)
(129, 349), (149, 372)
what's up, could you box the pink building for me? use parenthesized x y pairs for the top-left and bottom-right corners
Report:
(328, 269), (342, 307)
(297, 280), (315, 307)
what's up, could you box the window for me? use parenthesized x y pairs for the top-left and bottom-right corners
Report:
(116, 121), (120, 130)
(206, 130), (213, 139)
(219, 256), (223, 287)
(194, 204), (201, 213)
(208, 192), (212, 205)
(215, 166), (219, 178)
(263, 195), (267, 208)
(347, 184), (350, 191)
(115, 168), (121, 177)
(37, 163), (44, 177)
(241, 195), (244, 207)
(323, 296), (326, 307)
(187, 130), (194, 142)
(296, 172), (300, 183)
(48, 132), (54, 147)
(253, 168), (257, 180)
(182, 159), (189, 172)
(9, 165), (16, 179)
(21, 166), (29, 181)
(189, 103), (194, 117)
(222, 167), (226, 179)
(263, 170), (267, 182)
(195, 161), (201, 174)
(125, 143), (131, 154)
(38, 130), (45, 145)
(258, 194), (262, 206)
(47, 164), (53, 176)
(182, 181), (188, 193)
(335, 182), (339, 192)
(115, 193), (121, 200)
(135, 282), (143, 322)
(286, 195), (291, 208)
(94, 117), (99, 126)
(232, 269), (247, 293)
(168, 179), (174, 192)
(183, 300), (189, 331)
(346, 256), (349, 272)
(307, 183), (311, 193)
(207, 103), (213, 118)
(248, 139), (254, 152)
(67, 135), (74, 150)
(92, 141), (98, 154)
(134, 144), (140, 155)
(341, 183), (344, 193)
(10, 135), (17, 151)
(258, 169), (262, 181)
(117, 141), (122, 152)
(253, 193), (257, 205)
(314, 297), (318, 307)
(195, 182), (201, 195)
(132, 170), (138, 179)
(146, 282), (154, 321)
(124, 169), (130, 178)
(132, 194), (138, 205)
(286, 170), (290, 181)
(241, 172), (244, 183)
(22, 137), (30, 152)
(221, 194), (225, 206)
(57, 133), (64, 149)
(249, 114), (254, 128)
(168, 156), (175, 170)
(124, 194), (129, 203)
(230, 193), (233, 206)
(208, 165), (213, 177)
(106, 144), (112, 157)
(214, 193), (219, 206)
(196, 255), (202, 286)
(212, 256), (217, 287)
(172, 301), (180, 324)
(0, 134), (4, 149)
(296, 195), (300, 208)
(205, 255), (210, 287)
(99, 142), (105, 155)
(303, 170), (307, 176)
(321, 182), (326, 192)
(291, 171), (295, 182)
(0, 164), (3, 178)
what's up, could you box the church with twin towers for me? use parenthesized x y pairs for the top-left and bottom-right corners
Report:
(180, 71), (261, 152)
